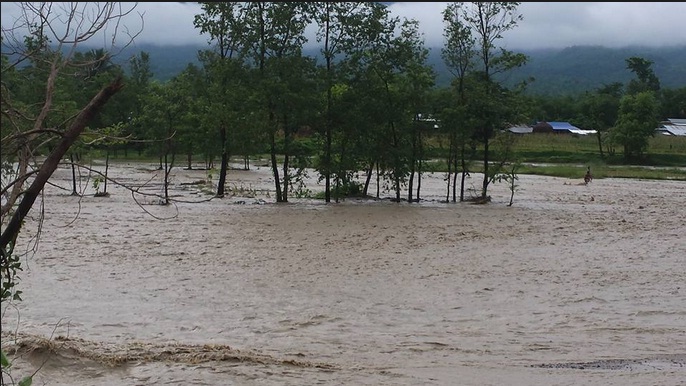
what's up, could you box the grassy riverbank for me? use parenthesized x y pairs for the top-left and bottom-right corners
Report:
(87, 132), (686, 182)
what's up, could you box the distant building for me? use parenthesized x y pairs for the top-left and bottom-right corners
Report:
(532, 121), (596, 135)
(656, 118), (686, 136)
(506, 125), (533, 134)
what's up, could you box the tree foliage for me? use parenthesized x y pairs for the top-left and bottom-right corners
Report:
(441, 2), (526, 199)
(611, 91), (660, 160)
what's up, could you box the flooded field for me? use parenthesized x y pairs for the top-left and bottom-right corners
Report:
(2, 160), (685, 385)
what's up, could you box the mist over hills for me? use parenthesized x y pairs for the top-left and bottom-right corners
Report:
(112, 43), (686, 96)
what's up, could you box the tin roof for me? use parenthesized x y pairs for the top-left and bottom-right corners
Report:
(507, 125), (533, 134)
(659, 125), (686, 136)
(666, 118), (686, 126)
(548, 122), (579, 131)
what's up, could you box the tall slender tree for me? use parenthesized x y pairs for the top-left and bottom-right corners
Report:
(237, 2), (312, 202)
(310, 2), (382, 203)
(575, 82), (622, 158)
(442, 2), (476, 202)
(443, 2), (526, 199)
(194, 2), (250, 197)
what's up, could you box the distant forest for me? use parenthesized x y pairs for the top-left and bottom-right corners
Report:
(111, 43), (686, 97)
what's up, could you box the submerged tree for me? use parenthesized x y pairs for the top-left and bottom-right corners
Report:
(193, 2), (250, 198)
(442, 2), (526, 200)
(441, 2), (476, 202)
(243, 2), (313, 203)
(310, 2), (380, 203)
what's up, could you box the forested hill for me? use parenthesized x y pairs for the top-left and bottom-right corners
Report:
(482, 45), (686, 96)
(113, 43), (686, 96)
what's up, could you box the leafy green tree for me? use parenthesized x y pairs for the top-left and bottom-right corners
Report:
(575, 82), (622, 157)
(194, 1), (251, 197)
(137, 80), (192, 204)
(268, 55), (320, 202)
(335, 58), (388, 199)
(310, 2), (384, 203)
(443, 2), (527, 200)
(625, 57), (660, 95)
(607, 57), (661, 161)
(171, 64), (208, 170)
(240, 2), (312, 202)
(84, 123), (129, 197)
(123, 51), (154, 158)
(659, 86), (686, 119)
(441, 2), (476, 202)
(62, 48), (127, 196)
(395, 23), (435, 203)
(349, 14), (420, 202)
(610, 91), (660, 161)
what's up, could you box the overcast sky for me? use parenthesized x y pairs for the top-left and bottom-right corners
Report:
(3, 2), (685, 50)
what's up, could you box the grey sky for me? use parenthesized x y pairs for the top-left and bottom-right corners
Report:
(3, 2), (685, 50)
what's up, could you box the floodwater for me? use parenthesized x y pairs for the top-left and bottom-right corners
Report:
(2, 161), (685, 386)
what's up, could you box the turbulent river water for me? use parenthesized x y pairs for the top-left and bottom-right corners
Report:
(2, 161), (685, 385)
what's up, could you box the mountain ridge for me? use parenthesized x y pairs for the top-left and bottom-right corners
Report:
(110, 43), (686, 96)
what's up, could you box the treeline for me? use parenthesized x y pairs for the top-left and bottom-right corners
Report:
(3, 2), (686, 209)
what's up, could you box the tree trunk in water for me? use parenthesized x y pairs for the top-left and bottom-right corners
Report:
(282, 126), (291, 202)
(459, 143), (467, 202)
(282, 154), (290, 203)
(408, 169), (415, 203)
(270, 131), (283, 202)
(408, 133), (415, 203)
(416, 159), (422, 202)
(376, 162), (380, 199)
(217, 125), (228, 198)
(164, 152), (170, 205)
(363, 162), (373, 197)
(452, 155), (458, 202)
(70, 153), (78, 196)
(482, 138), (490, 198)
(324, 53), (333, 203)
(103, 150), (110, 194)
(163, 150), (176, 206)
(446, 148), (453, 202)
(416, 132), (423, 202)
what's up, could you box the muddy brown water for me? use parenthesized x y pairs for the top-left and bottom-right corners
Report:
(2, 161), (685, 385)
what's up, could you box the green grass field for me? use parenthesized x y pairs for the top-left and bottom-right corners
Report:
(93, 132), (686, 182)
(510, 133), (686, 180)
(421, 132), (686, 181)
